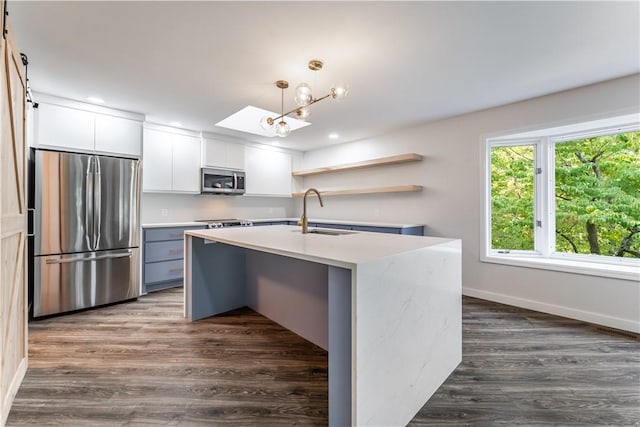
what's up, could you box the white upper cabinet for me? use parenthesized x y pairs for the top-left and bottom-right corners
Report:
(203, 138), (245, 170)
(95, 115), (142, 157)
(171, 134), (201, 193)
(142, 128), (173, 192)
(142, 126), (201, 193)
(204, 138), (296, 196)
(35, 97), (143, 157)
(203, 139), (225, 167)
(244, 146), (292, 197)
(225, 142), (245, 170)
(36, 103), (95, 152)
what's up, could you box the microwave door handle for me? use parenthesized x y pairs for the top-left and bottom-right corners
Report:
(233, 173), (238, 190)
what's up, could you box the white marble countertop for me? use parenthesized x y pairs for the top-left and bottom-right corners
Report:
(185, 225), (455, 269)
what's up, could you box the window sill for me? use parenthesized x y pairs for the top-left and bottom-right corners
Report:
(481, 254), (640, 282)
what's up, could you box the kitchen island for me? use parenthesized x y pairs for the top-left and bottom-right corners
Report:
(184, 225), (461, 426)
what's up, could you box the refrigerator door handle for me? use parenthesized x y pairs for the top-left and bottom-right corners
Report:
(93, 156), (102, 250)
(45, 250), (133, 264)
(86, 157), (94, 249)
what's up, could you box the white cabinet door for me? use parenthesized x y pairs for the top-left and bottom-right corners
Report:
(225, 142), (245, 170)
(95, 115), (142, 157)
(203, 139), (226, 168)
(171, 134), (201, 193)
(245, 146), (292, 196)
(142, 128), (173, 192)
(203, 139), (245, 170)
(36, 103), (95, 152)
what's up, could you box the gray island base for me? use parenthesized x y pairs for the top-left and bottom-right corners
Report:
(184, 225), (461, 426)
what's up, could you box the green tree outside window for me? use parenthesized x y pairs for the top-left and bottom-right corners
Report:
(491, 145), (535, 251)
(555, 132), (640, 257)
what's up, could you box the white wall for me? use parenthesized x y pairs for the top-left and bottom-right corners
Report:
(299, 74), (640, 332)
(142, 193), (296, 223)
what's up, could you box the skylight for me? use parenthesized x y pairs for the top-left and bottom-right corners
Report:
(215, 106), (311, 137)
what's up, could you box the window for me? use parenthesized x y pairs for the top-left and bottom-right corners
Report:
(483, 118), (640, 281)
(490, 144), (535, 251)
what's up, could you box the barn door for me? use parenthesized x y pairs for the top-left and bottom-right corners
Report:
(0, 1), (28, 424)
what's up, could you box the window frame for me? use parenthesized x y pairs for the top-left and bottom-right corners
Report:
(481, 121), (640, 282)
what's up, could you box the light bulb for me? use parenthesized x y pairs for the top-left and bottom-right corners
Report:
(295, 83), (313, 107)
(331, 83), (349, 101)
(260, 116), (274, 131)
(296, 107), (311, 121)
(274, 121), (290, 137)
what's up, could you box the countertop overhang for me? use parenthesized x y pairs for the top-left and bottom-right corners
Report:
(185, 225), (457, 269)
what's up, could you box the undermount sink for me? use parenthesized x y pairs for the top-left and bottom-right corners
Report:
(293, 228), (357, 236)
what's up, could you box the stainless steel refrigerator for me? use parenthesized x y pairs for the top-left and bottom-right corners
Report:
(31, 149), (141, 317)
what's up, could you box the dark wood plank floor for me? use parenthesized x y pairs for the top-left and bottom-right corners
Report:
(6, 288), (639, 426)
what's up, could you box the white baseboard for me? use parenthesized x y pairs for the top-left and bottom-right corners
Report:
(463, 287), (640, 334)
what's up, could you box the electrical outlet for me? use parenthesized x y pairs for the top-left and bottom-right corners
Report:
(161, 208), (169, 217)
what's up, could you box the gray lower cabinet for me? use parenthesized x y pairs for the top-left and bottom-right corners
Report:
(310, 222), (424, 235)
(252, 220), (424, 235)
(142, 225), (206, 293)
(252, 220), (291, 226)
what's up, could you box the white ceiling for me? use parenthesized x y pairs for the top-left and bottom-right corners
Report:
(8, 1), (640, 152)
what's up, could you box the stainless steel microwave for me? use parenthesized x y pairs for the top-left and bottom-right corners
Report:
(201, 168), (246, 195)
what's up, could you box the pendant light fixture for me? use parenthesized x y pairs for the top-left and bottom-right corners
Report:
(260, 59), (349, 138)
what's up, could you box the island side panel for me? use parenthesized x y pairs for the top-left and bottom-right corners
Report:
(355, 240), (462, 426)
(187, 237), (247, 321)
(328, 266), (354, 427)
(245, 250), (329, 350)
(184, 235), (193, 318)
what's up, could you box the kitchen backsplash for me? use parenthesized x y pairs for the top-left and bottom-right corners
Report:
(141, 193), (296, 223)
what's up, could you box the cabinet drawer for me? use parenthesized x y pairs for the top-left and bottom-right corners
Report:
(144, 226), (204, 242)
(351, 225), (400, 234)
(144, 259), (184, 284)
(311, 223), (353, 230)
(145, 240), (184, 262)
(253, 221), (291, 226)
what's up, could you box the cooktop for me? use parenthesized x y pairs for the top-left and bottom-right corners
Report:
(194, 219), (253, 228)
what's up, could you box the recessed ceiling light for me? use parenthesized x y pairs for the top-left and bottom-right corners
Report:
(169, 121), (182, 127)
(86, 96), (104, 104)
(328, 133), (339, 140)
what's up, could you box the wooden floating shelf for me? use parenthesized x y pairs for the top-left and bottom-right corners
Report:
(292, 153), (424, 177)
(292, 185), (423, 197)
